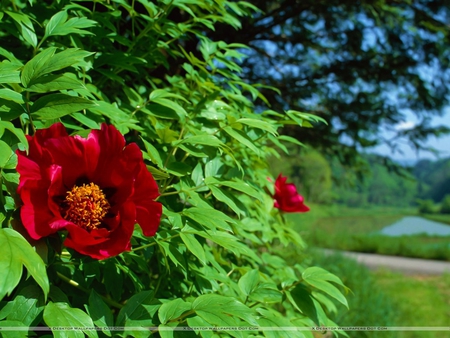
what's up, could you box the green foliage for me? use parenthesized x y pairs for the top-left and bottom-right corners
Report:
(439, 195), (450, 214)
(210, 0), (450, 163)
(0, 0), (347, 336)
(305, 252), (400, 338)
(417, 199), (438, 214)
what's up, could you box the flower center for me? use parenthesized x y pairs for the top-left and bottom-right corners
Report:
(63, 183), (110, 231)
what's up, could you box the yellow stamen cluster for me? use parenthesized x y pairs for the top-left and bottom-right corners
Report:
(63, 183), (110, 231)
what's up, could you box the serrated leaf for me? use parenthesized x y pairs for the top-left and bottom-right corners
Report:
(44, 302), (98, 338)
(0, 228), (49, 301)
(31, 94), (96, 119)
(180, 233), (206, 265)
(158, 298), (192, 324)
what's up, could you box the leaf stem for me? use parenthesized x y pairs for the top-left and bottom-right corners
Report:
(56, 271), (124, 309)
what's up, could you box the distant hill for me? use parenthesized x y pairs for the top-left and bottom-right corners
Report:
(413, 157), (450, 202)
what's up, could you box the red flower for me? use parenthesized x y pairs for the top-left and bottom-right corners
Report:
(273, 174), (309, 213)
(17, 123), (162, 259)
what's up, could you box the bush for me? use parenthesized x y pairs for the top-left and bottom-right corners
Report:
(0, 0), (347, 335)
(417, 199), (437, 214)
(440, 195), (450, 214)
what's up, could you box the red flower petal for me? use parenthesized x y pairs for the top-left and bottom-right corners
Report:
(273, 174), (310, 213)
(17, 123), (162, 259)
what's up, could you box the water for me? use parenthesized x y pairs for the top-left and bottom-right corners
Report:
(380, 216), (450, 236)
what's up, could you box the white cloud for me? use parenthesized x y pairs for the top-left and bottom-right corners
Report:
(394, 120), (415, 131)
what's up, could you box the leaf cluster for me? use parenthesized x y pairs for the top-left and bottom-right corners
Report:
(0, 1), (348, 337)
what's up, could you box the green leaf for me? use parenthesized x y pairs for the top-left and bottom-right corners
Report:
(235, 118), (278, 135)
(26, 74), (86, 93)
(0, 320), (28, 338)
(256, 308), (301, 338)
(287, 284), (319, 325)
(21, 48), (94, 87)
(141, 138), (163, 167)
(44, 11), (96, 39)
(250, 283), (283, 304)
(0, 141), (13, 168)
(158, 298), (192, 324)
(183, 207), (235, 231)
(71, 112), (100, 129)
(0, 121), (29, 152)
(302, 267), (348, 308)
(0, 228), (49, 301)
(209, 185), (244, 216)
(151, 98), (187, 118)
(0, 89), (24, 104)
(205, 177), (263, 202)
(5, 11), (37, 47)
(86, 291), (114, 337)
(116, 291), (160, 327)
(31, 94), (96, 119)
(0, 99), (26, 121)
(6, 285), (45, 326)
(166, 162), (192, 177)
(0, 61), (21, 84)
(223, 126), (261, 155)
(238, 269), (259, 297)
(43, 302), (98, 338)
(175, 134), (223, 147)
(192, 294), (258, 326)
(180, 233), (206, 265)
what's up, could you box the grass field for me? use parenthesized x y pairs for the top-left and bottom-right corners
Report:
(287, 204), (450, 260)
(307, 251), (450, 338)
(372, 269), (450, 338)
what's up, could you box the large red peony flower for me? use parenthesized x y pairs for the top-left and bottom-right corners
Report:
(273, 174), (310, 213)
(16, 123), (162, 259)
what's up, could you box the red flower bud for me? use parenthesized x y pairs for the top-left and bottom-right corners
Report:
(273, 174), (310, 213)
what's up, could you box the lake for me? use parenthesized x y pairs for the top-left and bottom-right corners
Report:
(380, 216), (450, 236)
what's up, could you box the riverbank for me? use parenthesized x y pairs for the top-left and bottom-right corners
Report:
(289, 205), (450, 261)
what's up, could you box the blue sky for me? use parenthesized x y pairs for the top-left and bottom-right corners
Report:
(370, 108), (450, 161)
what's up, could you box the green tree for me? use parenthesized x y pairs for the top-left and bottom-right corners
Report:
(440, 195), (450, 214)
(208, 0), (450, 163)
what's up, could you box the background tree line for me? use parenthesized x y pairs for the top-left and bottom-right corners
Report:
(270, 147), (450, 212)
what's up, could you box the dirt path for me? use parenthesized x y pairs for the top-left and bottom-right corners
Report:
(322, 249), (450, 275)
